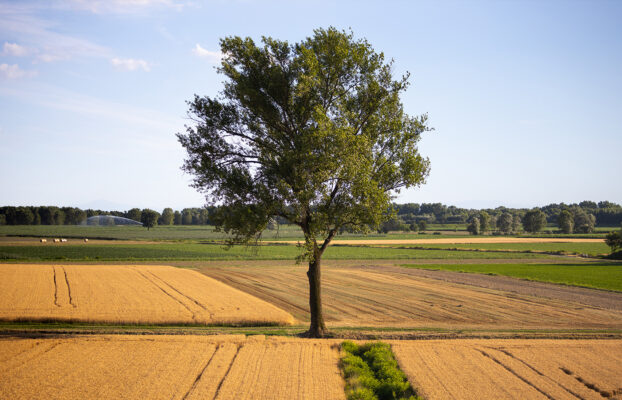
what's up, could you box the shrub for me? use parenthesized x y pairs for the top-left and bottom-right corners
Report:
(340, 341), (421, 400)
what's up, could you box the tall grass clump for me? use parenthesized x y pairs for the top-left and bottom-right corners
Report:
(340, 341), (422, 400)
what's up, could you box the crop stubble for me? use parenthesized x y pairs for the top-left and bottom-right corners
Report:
(391, 339), (622, 400)
(201, 265), (622, 329)
(0, 264), (294, 326)
(0, 335), (345, 400)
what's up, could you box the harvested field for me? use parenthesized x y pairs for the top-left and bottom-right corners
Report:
(0, 335), (344, 400)
(392, 339), (622, 400)
(0, 264), (294, 326)
(201, 264), (622, 330)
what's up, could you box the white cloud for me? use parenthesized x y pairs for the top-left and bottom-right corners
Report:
(0, 63), (36, 79)
(0, 5), (111, 63)
(193, 44), (223, 64)
(2, 42), (29, 57)
(60, 0), (187, 14)
(110, 57), (151, 72)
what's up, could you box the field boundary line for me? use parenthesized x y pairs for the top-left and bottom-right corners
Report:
(477, 348), (555, 400)
(134, 269), (198, 321)
(180, 345), (219, 400)
(213, 344), (242, 399)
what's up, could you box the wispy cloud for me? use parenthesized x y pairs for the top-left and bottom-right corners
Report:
(2, 42), (29, 57)
(0, 64), (37, 79)
(193, 44), (223, 64)
(0, 4), (111, 63)
(111, 57), (151, 72)
(59, 0), (188, 14)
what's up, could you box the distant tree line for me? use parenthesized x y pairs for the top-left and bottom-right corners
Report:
(0, 206), (218, 227)
(1, 201), (621, 233)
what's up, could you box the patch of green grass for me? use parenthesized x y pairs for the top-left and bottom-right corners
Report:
(401, 262), (622, 291)
(0, 243), (553, 261)
(340, 341), (421, 400)
(396, 241), (610, 256)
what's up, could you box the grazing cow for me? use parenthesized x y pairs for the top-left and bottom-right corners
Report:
(84, 238), (89, 242)
(53, 239), (60, 243)
(40, 239), (47, 243)
(60, 238), (68, 243)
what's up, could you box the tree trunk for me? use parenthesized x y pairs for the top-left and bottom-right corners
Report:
(306, 249), (328, 338)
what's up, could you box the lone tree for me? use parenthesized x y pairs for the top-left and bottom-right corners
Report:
(177, 27), (431, 337)
(141, 209), (159, 230)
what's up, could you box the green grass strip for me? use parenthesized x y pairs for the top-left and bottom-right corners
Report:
(401, 263), (622, 292)
(340, 341), (422, 400)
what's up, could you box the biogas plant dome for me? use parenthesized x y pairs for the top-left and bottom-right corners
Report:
(81, 215), (142, 226)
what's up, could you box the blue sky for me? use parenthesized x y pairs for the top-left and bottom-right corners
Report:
(1, 0), (620, 211)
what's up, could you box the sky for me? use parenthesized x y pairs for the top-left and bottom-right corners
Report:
(1, 0), (621, 211)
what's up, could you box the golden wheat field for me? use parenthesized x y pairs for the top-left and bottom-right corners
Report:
(202, 264), (622, 330)
(0, 335), (344, 400)
(0, 264), (294, 325)
(392, 339), (622, 400)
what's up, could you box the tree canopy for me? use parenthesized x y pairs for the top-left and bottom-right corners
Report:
(177, 27), (431, 337)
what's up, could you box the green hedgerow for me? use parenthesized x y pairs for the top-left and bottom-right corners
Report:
(340, 341), (422, 400)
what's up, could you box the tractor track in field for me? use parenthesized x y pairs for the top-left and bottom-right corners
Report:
(367, 264), (622, 311)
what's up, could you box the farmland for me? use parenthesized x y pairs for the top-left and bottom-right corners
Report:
(0, 335), (345, 400)
(391, 339), (622, 399)
(0, 264), (294, 326)
(1, 335), (621, 400)
(402, 262), (622, 291)
(0, 241), (556, 261)
(1, 227), (621, 399)
(200, 263), (622, 330)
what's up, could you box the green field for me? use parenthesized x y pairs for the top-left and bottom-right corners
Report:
(402, 262), (622, 291)
(1, 224), (612, 241)
(394, 242), (611, 256)
(0, 243), (553, 261)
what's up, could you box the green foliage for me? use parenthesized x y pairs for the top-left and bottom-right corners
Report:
(340, 341), (421, 400)
(558, 209), (574, 234)
(479, 211), (490, 233)
(177, 27), (431, 257)
(466, 217), (480, 235)
(522, 209), (547, 233)
(497, 212), (513, 234)
(402, 263), (622, 292)
(160, 208), (174, 225)
(605, 229), (622, 253)
(126, 208), (142, 223)
(574, 209), (596, 233)
(140, 209), (159, 230)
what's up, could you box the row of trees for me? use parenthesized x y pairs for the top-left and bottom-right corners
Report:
(393, 201), (622, 227)
(0, 206), (217, 227)
(0, 202), (617, 231)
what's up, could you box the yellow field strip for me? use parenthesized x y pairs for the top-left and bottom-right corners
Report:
(392, 339), (622, 400)
(0, 264), (295, 326)
(0, 335), (345, 400)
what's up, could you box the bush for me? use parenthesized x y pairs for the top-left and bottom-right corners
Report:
(340, 341), (421, 400)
